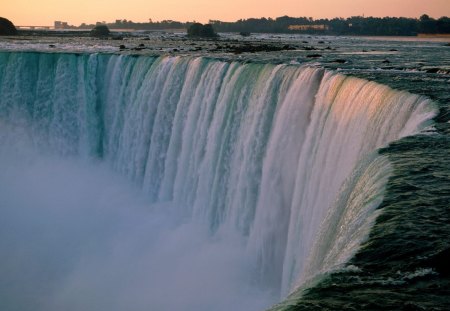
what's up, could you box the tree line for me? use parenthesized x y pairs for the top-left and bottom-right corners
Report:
(209, 15), (450, 35)
(78, 15), (449, 36)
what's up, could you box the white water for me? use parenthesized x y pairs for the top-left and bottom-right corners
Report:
(0, 52), (436, 310)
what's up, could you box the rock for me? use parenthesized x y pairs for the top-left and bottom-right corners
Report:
(282, 44), (296, 50)
(119, 44), (126, 50)
(332, 59), (347, 64)
(90, 25), (110, 37)
(306, 54), (322, 58)
(0, 17), (17, 36)
(382, 59), (391, 63)
(48, 44), (55, 48)
(425, 68), (440, 73)
(239, 31), (251, 37)
(226, 43), (296, 54)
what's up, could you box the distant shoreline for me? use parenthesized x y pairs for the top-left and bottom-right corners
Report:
(10, 14), (449, 38)
(10, 29), (450, 42)
(417, 33), (450, 38)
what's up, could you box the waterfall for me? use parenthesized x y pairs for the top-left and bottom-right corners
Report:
(0, 52), (436, 304)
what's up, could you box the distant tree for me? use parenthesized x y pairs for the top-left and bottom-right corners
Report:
(0, 17), (17, 36)
(419, 14), (438, 33)
(187, 23), (203, 36)
(187, 23), (218, 38)
(436, 17), (450, 33)
(90, 24), (110, 37)
(200, 24), (217, 37)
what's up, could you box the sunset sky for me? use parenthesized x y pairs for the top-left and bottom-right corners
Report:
(2, 0), (450, 26)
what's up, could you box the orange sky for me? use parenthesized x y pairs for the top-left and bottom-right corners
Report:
(2, 0), (449, 26)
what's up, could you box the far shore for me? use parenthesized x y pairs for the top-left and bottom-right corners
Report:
(5, 29), (450, 41)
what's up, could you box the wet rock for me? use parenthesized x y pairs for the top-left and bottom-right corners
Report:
(306, 54), (322, 58)
(382, 59), (391, 63)
(425, 68), (440, 73)
(282, 44), (296, 50)
(221, 43), (296, 54)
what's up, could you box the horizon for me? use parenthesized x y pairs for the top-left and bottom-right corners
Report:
(2, 0), (449, 26)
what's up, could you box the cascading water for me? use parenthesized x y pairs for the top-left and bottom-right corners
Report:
(0, 51), (436, 310)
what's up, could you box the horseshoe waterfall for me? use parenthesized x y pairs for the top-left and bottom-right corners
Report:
(0, 52), (437, 311)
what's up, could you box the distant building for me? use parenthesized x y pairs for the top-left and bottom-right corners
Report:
(54, 21), (68, 29)
(288, 24), (329, 31)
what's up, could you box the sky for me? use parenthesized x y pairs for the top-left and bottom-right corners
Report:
(2, 0), (450, 26)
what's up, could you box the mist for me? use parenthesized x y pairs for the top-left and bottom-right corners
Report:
(0, 121), (275, 311)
